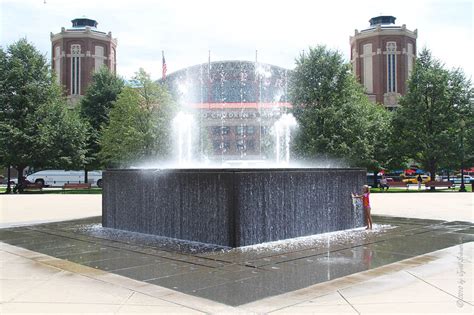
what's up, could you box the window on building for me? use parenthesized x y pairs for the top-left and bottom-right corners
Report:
(236, 126), (245, 135)
(213, 141), (230, 151)
(246, 140), (255, 150)
(247, 126), (255, 134)
(54, 46), (61, 84)
(212, 126), (230, 135)
(351, 48), (357, 73)
(362, 44), (373, 93)
(407, 43), (414, 79)
(71, 44), (81, 95)
(236, 139), (245, 150)
(94, 46), (105, 72)
(386, 42), (397, 93)
(110, 48), (116, 74)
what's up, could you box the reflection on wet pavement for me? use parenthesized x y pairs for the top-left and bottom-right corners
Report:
(0, 215), (472, 306)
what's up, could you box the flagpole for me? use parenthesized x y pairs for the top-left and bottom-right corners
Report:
(162, 50), (166, 81)
(255, 49), (262, 157)
(207, 50), (211, 108)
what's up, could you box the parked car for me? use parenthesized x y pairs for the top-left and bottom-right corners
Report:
(26, 170), (103, 188)
(0, 175), (17, 185)
(449, 175), (474, 185)
(402, 175), (431, 184)
(366, 174), (380, 187)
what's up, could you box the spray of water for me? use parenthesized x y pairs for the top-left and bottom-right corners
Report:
(273, 113), (298, 165)
(172, 111), (194, 165)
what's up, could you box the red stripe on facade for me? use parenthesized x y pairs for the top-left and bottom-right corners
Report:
(188, 102), (293, 109)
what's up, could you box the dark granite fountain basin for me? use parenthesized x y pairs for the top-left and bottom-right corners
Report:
(102, 168), (366, 247)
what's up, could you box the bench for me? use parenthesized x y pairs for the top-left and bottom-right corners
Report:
(62, 183), (91, 191)
(387, 181), (408, 189)
(24, 183), (43, 191)
(425, 181), (454, 190)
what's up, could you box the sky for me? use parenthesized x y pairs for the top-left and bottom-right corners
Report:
(1, 0), (472, 80)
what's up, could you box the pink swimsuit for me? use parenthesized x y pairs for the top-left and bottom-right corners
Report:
(362, 192), (370, 208)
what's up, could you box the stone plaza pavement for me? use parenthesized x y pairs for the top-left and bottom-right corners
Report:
(0, 192), (473, 314)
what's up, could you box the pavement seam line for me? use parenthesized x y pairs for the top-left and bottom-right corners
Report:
(337, 290), (361, 315)
(115, 290), (135, 313)
(405, 270), (474, 307)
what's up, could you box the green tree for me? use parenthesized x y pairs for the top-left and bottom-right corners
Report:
(79, 67), (124, 172)
(99, 69), (177, 167)
(34, 98), (87, 170)
(392, 48), (473, 185)
(133, 68), (177, 158)
(99, 87), (149, 167)
(289, 45), (391, 171)
(0, 39), (87, 189)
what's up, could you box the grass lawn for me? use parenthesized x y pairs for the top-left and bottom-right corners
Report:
(370, 185), (472, 193)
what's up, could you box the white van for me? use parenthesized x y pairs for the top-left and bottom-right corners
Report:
(26, 170), (103, 188)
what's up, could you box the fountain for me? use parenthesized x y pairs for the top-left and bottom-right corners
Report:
(102, 60), (366, 247)
(273, 113), (298, 165)
(172, 111), (194, 165)
(103, 167), (365, 247)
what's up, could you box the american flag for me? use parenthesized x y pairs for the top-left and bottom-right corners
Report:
(162, 51), (167, 80)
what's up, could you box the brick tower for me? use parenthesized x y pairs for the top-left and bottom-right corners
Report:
(350, 16), (417, 109)
(50, 17), (117, 105)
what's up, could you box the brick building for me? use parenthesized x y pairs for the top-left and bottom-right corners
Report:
(350, 16), (417, 109)
(50, 18), (117, 105)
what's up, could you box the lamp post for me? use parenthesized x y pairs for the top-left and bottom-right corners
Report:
(459, 119), (467, 192)
(5, 166), (12, 194)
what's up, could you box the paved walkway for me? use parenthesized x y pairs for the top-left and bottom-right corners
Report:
(1, 241), (472, 314)
(1, 193), (473, 313)
(0, 195), (101, 228)
(371, 192), (473, 223)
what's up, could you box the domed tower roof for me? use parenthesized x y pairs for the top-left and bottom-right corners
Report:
(369, 15), (396, 27)
(71, 17), (98, 29)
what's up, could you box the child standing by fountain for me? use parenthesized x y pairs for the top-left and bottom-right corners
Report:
(352, 185), (373, 230)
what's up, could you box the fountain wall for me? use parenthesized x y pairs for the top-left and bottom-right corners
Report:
(102, 168), (366, 247)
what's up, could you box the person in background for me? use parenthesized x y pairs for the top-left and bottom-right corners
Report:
(417, 174), (423, 190)
(379, 175), (389, 191)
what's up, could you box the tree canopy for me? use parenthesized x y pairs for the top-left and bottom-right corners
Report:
(99, 69), (177, 167)
(79, 66), (124, 170)
(392, 48), (474, 178)
(0, 39), (87, 181)
(289, 45), (391, 170)
(98, 87), (148, 167)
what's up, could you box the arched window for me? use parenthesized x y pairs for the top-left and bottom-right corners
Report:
(71, 44), (81, 95)
(407, 43), (414, 78)
(110, 48), (116, 73)
(386, 42), (397, 93)
(362, 44), (373, 93)
(94, 46), (105, 72)
(54, 46), (61, 83)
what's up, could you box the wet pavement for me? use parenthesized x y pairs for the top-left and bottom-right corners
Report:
(0, 215), (472, 306)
